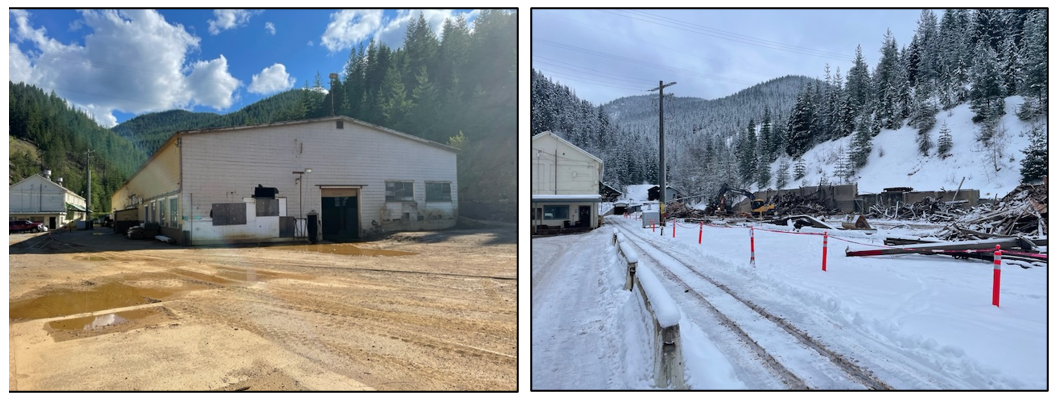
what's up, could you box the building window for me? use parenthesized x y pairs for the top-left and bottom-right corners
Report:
(336, 121), (344, 129)
(159, 199), (167, 227)
(169, 197), (178, 227)
(425, 182), (452, 202)
(385, 181), (414, 202)
(542, 205), (568, 220)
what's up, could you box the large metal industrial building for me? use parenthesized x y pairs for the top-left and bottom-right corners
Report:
(110, 116), (459, 245)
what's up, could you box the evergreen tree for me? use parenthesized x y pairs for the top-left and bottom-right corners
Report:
(1017, 10), (1047, 119)
(785, 82), (815, 158)
(834, 147), (853, 183)
(793, 159), (806, 180)
(969, 43), (1005, 123)
(845, 45), (872, 121)
(936, 121), (953, 158)
(916, 120), (933, 157)
(380, 62), (411, 129)
(756, 157), (771, 189)
(850, 114), (874, 169)
(759, 107), (774, 162)
(1019, 124), (1047, 183)
(737, 119), (757, 184)
(776, 160), (790, 190)
(874, 29), (903, 130)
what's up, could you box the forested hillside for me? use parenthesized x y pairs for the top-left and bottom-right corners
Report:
(532, 9), (1047, 201)
(9, 82), (148, 214)
(113, 10), (517, 218)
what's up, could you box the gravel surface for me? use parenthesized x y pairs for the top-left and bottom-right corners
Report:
(8, 226), (516, 391)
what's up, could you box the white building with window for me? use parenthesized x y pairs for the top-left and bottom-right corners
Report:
(531, 131), (603, 234)
(110, 116), (458, 245)
(9, 171), (87, 229)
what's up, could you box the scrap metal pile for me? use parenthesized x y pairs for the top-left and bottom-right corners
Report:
(935, 183), (1048, 241)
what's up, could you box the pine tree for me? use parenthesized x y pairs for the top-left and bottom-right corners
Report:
(850, 114), (874, 169)
(776, 160), (790, 190)
(1017, 10), (1047, 120)
(785, 82), (816, 158)
(937, 121), (953, 158)
(916, 121), (933, 156)
(874, 29), (902, 130)
(793, 159), (806, 180)
(737, 119), (757, 184)
(846, 45), (871, 121)
(756, 157), (771, 189)
(1019, 124), (1047, 183)
(969, 42), (1005, 123)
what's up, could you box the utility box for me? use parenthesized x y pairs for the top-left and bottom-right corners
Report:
(641, 202), (660, 228)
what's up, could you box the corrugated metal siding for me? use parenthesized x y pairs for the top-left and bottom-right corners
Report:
(180, 119), (458, 236)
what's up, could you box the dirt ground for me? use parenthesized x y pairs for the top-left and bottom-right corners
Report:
(8, 223), (517, 391)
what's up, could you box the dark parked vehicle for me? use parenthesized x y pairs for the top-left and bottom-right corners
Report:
(9, 220), (44, 233)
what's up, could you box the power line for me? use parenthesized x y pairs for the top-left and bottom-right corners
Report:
(610, 10), (854, 61)
(533, 37), (754, 86)
(535, 69), (649, 91)
(532, 55), (656, 84)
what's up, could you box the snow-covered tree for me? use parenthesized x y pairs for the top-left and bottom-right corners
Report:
(936, 121), (953, 158)
(776, 160), (790, 190)
(1017, 10), (1047, 120)
(793, 159), (806, 180)
(850, 114), (874, 168)
(969, 43), (1006, 123)
(1020, 124), (1047, 183)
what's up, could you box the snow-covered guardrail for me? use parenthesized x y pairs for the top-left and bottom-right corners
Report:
(612, 227), (685, 389)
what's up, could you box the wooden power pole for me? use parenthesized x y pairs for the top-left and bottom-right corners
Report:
(648, 81), (676, 225)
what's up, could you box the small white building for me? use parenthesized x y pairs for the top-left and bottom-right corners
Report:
(9, 171), (87, 229)
(531, 131), (603, 233)
(110, 116), (459, 245)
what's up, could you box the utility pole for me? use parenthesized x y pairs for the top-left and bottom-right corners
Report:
(648, 81), (676, 225)
(86, 149), (94, 223)
(329, 73), (339, 116)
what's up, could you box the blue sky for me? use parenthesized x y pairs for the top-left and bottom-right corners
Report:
(8, 9), (480, 127)
(532, 9), (935, 105)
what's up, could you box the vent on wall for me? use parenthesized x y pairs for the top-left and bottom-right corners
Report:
(336, 121), (344, 129)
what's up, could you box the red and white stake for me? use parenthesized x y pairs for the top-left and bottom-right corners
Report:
(750, 226), (756, 266)
(993, 245), (1002, 307)
(672, 221), (676, 238)
(652, 220), (655, 232)
(822, 231), (828, 271)
(698, 222), (703, 245)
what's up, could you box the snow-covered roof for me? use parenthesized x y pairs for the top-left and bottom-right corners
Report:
(532, 194), (603, 203)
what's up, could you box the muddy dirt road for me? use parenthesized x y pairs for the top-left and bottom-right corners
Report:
(8, 224), (517, 391)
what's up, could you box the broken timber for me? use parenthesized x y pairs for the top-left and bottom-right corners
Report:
(847, 238), (1046, 264)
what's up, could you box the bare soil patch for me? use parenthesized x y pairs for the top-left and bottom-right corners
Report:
(8, 226), (517, 391)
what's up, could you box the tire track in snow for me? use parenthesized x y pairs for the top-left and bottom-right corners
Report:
(615, 219), (892, 390)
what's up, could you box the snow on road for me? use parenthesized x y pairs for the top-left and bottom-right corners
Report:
(531, 216), (1047, 390)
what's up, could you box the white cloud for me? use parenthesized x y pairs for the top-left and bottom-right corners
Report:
(320, 9), (479, 53)
(248, 63), (294, 95)
(320, 10), (384, 53)
(265, 21), (275, 35)
(8, 9), (243, 127)
(186, 55), (241, 109)
(208, 9), (258, 35)
(9, 43), (34, 84)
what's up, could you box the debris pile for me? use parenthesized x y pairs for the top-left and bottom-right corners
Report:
(866, 196), (969, 221)
(665, 201), (708, 220)
(936, 183), (1048, 241)
(769, 191), (839, 216)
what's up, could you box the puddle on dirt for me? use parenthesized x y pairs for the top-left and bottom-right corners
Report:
(10, 267), (312, 322)
(269, 243), (416, 257)
(77, 256), (110, 261)
(9, 281), (173, 322)
(46, 306), (174, 342)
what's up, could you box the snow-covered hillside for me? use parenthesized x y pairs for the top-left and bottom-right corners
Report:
(762, 96), (1044, 198)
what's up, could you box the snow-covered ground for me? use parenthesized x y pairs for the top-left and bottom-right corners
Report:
(764, 96), (1043, 197)
(531, 216), (1047, 390)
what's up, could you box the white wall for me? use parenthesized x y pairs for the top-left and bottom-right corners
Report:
(179, 117), (458, 239)
(531, 133), (602, 196)
(188, 198), (282, 245)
